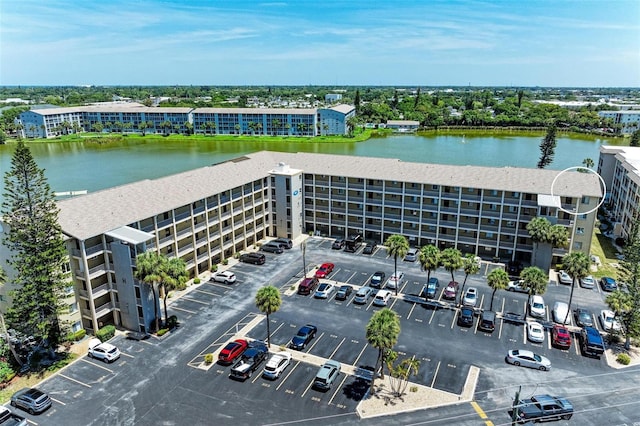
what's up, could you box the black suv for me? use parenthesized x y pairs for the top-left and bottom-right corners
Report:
(239, 252), (266, 265)
(230, 342), (268, 380)
(457, 307), (474, 327)
(260, 242), (284, 254)
(362, 241), (376, 255)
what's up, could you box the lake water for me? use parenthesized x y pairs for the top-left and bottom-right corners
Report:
(0, 134), (615, 196)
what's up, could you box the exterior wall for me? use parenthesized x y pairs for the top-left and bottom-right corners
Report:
(598, 111), (640, 134)
(191, 110), (317, 136)
(317, 107), (354, 135)
(270, 165), (304, 240)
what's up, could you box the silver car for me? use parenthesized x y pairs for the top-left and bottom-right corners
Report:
(506, 349), (551, 371)
(353, 286), (374, 304)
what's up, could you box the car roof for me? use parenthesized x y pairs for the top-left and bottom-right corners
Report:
(513, 349), (534, 357)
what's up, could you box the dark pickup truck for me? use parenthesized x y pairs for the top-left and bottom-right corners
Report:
(229, 342), (268, 381)
(0, 407), (27, 426)
(516, 394), (573, 422)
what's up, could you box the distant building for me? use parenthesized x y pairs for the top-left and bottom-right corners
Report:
(324, 93), (343, 103)
(598, 111), (640, 134)
(386, 120), (420, 132)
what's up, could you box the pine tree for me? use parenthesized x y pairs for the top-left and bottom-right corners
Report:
(537, 123), (557, 168)
(1, 141), (69, 347)
(354, 89), (361, 113)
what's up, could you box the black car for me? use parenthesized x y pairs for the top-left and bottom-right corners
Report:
(230, 342), (268, 380)
(332, 238), (345, 250)
(362, 241), (376, 255)
(574, 308), (594, 327)
(260, 242), (284, 254)
(239, 252), (266, 265)
(290, 324), (317, 350)
(272, 238), (293, 249)
(506, 260), (523, 276)
(335, 285), (353, 301)
(457, 307), (475, 327)
(370, 271), (386, 288)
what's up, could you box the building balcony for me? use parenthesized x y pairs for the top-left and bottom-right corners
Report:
(94, 300), (117, 318)
(85, 244), (105, 257)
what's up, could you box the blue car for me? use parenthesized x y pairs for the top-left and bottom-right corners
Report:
(420, 277), (440, 299)
(289, 324), (317, 350)
(600, 277), (617, 292)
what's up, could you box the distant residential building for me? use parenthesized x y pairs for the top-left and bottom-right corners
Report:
(317, 104), (356, 135)
(386, 120), (420, 132)
(598, 111), (640, 134)
(325, 93), (343, 103)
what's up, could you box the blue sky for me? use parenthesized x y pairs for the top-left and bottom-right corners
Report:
(1, 0), (638, 87)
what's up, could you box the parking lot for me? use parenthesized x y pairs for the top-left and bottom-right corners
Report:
(16, 236), (640, 425)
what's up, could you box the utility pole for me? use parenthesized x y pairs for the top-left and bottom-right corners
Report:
(511, 385), (521, 426)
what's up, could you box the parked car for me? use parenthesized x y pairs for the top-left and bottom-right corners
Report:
(580, 326), (605, 357)
(362, 241), (376, 255)
(420, 277), (440, 299)
(290, 324), (317, 350)
(87, 338), (121, 363)
(506, 260), (523, 276)
(335, 285), (353, 301)
(344, 234), (362, 252)
(262, 352), (292, 380)
(529, 295), (546, 318)
(443, 281), (459, 300)
(297, 277), (319, 295)
(507, 279), (528, 293)
(218, 339), (249, 364)
(600, 276), (618, 292)
(230, 342), (268, 380)
(574, 307), (594, 327)
(272, 237), (293, 249)
(552, 325), (572, 349)
(313, 360), (341, 391)
(239, 252), (266, 265)
(558, 270), (572, 285)
(580, 275), (595, 289)
(479, 311), (496, 333)
(332, 238), (345, 250)
(315, 262), (335, 278)
(462, 287), (478, 307)
(314, 282), (335, 299)
(353, 286), (374, 304)
(552, 301), (570, 324)
(527, 321), (545, 343)
(0, 406), (27, 426)
(404, 248), (419, 262)
(10, 388), (52, 415)
(506, 349), (551, 371)
(516, 394), (573, 422)
(457, 307), (475, 327)
(599, 309), (622, 332)
(385, 272), (405, 290)
(210, 270), (237, 284)
(370, 271), (386, 288)
(260, 242), (284, 254)
(373, 289), (392, 306)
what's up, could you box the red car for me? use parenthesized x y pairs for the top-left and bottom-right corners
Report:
(218, 339), (248, 364)
(443, 281), (459, 300)
(551, 325), (571, 349)
(315, 263), (335, 278)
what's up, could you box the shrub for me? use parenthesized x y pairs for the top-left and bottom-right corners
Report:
(166, 315), (179, 329)
(222, 259), (229, 265)
(234, 253), (240, 259)
(65, 332), (75, 342)
(204, 353), (214, 364)
(157, 328), (170, 336)
(0, 362), (15, 383)
(193, 277), (201, 284)
(96, 325), (116, 342)
(410, 386), (418, 393)
(617, 353), (631, 365)
(211, 264), (218, 272)
(74, 329), (86, 341)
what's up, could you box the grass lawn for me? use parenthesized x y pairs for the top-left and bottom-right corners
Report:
(590, 228), (623, 279)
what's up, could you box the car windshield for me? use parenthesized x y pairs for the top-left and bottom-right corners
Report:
(533, 354), (542, 362)
(533, 302), (543, 308)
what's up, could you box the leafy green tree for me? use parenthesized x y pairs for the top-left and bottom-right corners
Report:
(255, 285), (282, 348)
(606, 290), (633, 346)
(160, 257), (188, 325)
(487, 267), (509, 311)
(0, 267), (22, 365)
(618, 215), (640, 348)
(1, 141), (69, 347)
(459, 254), (480, 305)
(527, 217), (568, 271)
(561, 252), (590, 323)
(135, 251), (164, 332)
(519, 266), (549, 306)
(366, 308), (400, 395)
(440, 247), (463, 286)
(537, 123), (557, 168)
(384, 235), (409, 295)
(385, 350), (420, 397)
(630, 129), (640, 147)
(418, 245), (439, 300)
(354, 89), (361, 113)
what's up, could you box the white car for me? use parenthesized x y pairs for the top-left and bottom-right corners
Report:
(558, 270), (572, 285)
(462, 287), (478, 307)
(529, 295), (546, 318)
(506, 349), (551, 371)
(580, 275), (595, 289)
(373, 289), (392, 306)
(404, 248), (419, 262)
(552, 301), (571, 325)
(385, 272), (405, 290)
(507, 280), (528, 293)
(314, 282), (335, 299)
(210, 271), (237, 284)
(262, 352), (292, 379)
(527, 322), (545, 343)
(87, 338), (121, 363)
(599, 310), (622, 332)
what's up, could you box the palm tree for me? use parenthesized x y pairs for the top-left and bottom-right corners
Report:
(255, 286), (282, 348)
(582, 158), (595, 169)
(135, 251), (164, 332)
(606, 290), (633, 348)
(160, 257), (188, 326)
(139, 121), (148, 136)
(366, 308), (400, 395)
(487, 268), (509, 311)
(384, 235), (409, 295)
(418, 245), (439, 300)
(526, 217), (568, 272)
(440, 247), (463, 286)
(561, 252), (590, 323)
(459, 254), (480, 305)
(520, 266), (548, 306)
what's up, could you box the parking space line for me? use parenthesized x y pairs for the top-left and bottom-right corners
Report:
(329, 337), (346, 359)
(59, 373), (92, 388)
(430, 361), (441, 387)
(523, 324), (527, 344)
(81, 358), (114, 373)
(268, 322), (286, 340)
(120, 352), (135, 359)
(478, 294), (485, 310)
(180, 296), (209, 305)
(450, 310), (457, 329)
(300, 377), (315, 398)
(406, 303), (417, 320)
(352, 342), (368, 367)
(171, 306), (197, 314)
(204, 281), (234, 290)
(307, 332), (325, 352)
(329, 374), (349, 405)
(192, 288), (219, 296)
(389, 295), (400, 311)
(345, 271), (357, 283)
(276, 360), (300, 391)
(429, 307), (437, 324)
(50, 397), (66, 406)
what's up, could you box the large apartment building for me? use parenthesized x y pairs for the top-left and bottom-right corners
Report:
(598, 146), (640, 237)
(15, 151), (600, 335)
(598, 110), (640, 134)
(18, 104), (356, 138)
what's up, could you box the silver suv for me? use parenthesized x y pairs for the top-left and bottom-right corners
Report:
(10, 388), (52, 415)
(313, 360), (341, 390)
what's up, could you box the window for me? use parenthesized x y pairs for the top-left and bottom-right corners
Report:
(576, 227), (585, 235)
(574, 242), (583, 250)
(69, 302), (78, 314)
(581, 196), (590, 204)
(65, 285), (74, 295)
